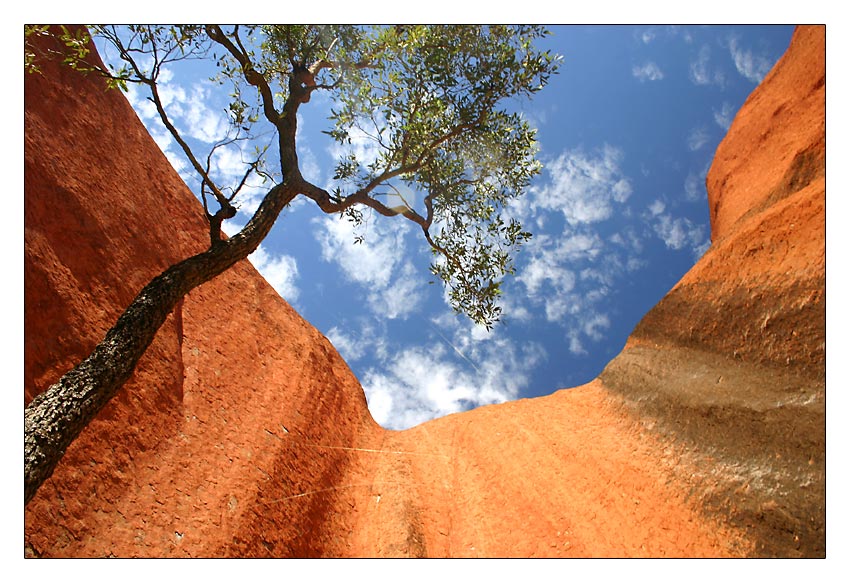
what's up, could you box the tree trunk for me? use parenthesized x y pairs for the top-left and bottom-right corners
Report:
(24, 183), (296, 505)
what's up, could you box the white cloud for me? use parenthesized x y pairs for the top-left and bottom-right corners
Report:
(221, 218), (246, 238)
(637, 25), (691, 45)
(566, 310), (610, 356)
(518, 232), (605, 303)
(182, 84), (229, 143)
(689, 46), (711, 85)
(516, 226), (627, 354)
(582, 312), (610, 341)
(326, 324), (382, 363)
(568, 333), (586, 356)
(609, 226), (645, 257)
(313, 214), (424, 320)
(510, 145), (649, 354)
(689, 45), (726, 87)
(639, 28), (657, 44)
(531, 145), (632, 226)
(693, 238), (711, 259)
(137, 78), (229, 146)
(295, 112), (324, 186)
(543, 295), (571, 322)
(728, 37), (773, 83)
(687, 126), (710, 151)
(632, 62), (664, 82)
(684, 161), (712, 203)
(713, 101), (736, 131)
(125, 82), (158, 121)
(648, 199), (666, 216)
(327, 124), (385, 171)
(124, 81), (197, 186)
(325, 326), (370, 362)
(248, 245), (300, 303)
(314, 215), (403, 289)
(361, 334), (545, 429)
(649, 212), (709, 259)
(521, 255), (576, 299)
(684, 172), (702, 202)
(117, 61), (273, 215)
(299, 145), (323, 185)
(205, 145), (272, 216)
(370, 262), (424, 320)
(626, 256), (646, 272)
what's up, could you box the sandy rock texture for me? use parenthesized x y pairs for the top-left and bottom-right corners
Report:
(24, 26), (824, 557)
(24, 28), (379, 557)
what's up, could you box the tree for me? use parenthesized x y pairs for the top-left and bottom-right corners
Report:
(24, 25), (559, 504)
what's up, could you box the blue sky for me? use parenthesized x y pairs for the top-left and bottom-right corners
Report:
(96, 25), (795, 429)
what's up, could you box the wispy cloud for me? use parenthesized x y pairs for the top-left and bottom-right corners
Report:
(646, 202), (710, 259)
(313, 214), (424, 320)
(373, 262), (425, 320)
(124, 78), (195, 185)
(181, 84), (230, 143)
(248, 245), (300, 303)
(326, 123), (386, 173)
(508, 145), (649, 356)
(130, 72), (229, 146)
(636, 25), (692, 45)
(326, 326), (364, 362)
(121, 65), (275, 220)
(326, 322), (388, 363)
(609, 226), (646, 258)
(632, 62), (664, 82)
(361, 320), (545, 429)
(361, 344), (482, 429)
(515, 227), (635, 350)
(689, 45), (726, 87)
(684, 162), (711, 203)
(295, 112), (324, 186)
(638, 27), (657, 44)
(687, 126), (710, 151)
(684, 171), (703, 202)
(519, 232), (601, 298)
(314, 215), (404, 289)
(530, 145), (632, 226)
(566, 310), (611, 356)
(728, 37), (774, 83)
(648, 199), (666, 216)
(713, 101), (736, 131)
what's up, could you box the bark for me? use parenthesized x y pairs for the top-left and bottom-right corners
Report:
(24, 183), (296, 505)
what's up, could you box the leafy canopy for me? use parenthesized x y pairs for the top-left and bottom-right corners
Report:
(27, 25), (560, 328)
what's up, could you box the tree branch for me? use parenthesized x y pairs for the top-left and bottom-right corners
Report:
(24, 180), (296, 504)
(205, 25), (281, 127)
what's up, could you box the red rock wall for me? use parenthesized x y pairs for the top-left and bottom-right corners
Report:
(25, 29), (378, 558)
(602, 25), (825, 556)
(630, 25), (825, 378)
(707, 26), (825, 243)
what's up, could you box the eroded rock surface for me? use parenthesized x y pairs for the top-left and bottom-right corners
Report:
(601, 25), (825, 557)
(24, 29), (378, 558)
(25, 26), (824, 558)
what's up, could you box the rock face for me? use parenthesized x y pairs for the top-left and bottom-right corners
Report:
(24, 29), (380, 557)
(24, 26), (824, 558)
(601, 25), (825, 557)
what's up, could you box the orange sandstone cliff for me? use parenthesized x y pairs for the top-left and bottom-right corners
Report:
(24, 26), (825, 558)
